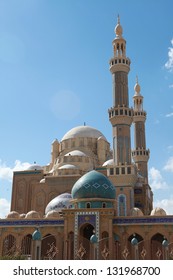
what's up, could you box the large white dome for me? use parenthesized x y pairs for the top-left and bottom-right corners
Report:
(61, 125), (107, 141)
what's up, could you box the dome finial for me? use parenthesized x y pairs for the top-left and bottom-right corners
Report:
(115, 14), (123, 37)
(117, 14), (120, 24)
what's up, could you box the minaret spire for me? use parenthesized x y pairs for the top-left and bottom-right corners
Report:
(132, 78), (150, 181)
(117, 14), (120, 24)
(109, 18), (132, 165)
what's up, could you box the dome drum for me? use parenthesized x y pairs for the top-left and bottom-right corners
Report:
(71, 198), (115, 209)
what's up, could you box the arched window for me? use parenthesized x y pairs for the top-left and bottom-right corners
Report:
(41, 234), (57, 260)
(86, 202), (91, 208)
(102, 202), (106, 208)
(2, 234), (16, 256)
(118, 194), (126, 216)
(21, 234), (32, 256)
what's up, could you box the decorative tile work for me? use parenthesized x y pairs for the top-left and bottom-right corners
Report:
(0, 219), (64, 227)
(93, 183), (100, 189)
(74, 211), (100, 260)
(78, 214), (96, 227)
(113, 217), (173, 224)
(83, 183), (90, 189)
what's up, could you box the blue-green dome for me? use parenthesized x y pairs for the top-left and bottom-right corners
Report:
(71, 170), (115, 199)
(32, 229), (41, 241)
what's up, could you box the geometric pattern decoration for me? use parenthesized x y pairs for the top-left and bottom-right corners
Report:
(122, 246), (129, 260)
(74, 211), (100, 260)
(71, 170), (116, 199)
(101, 245), (109, 260)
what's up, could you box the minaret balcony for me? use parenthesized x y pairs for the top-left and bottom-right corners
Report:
(109, 57), (130, 73)
(133, 111), (146, 122)
(132, 148), (150, 162)
(107, 163), (137, 186)
(108, 106), (133, 126)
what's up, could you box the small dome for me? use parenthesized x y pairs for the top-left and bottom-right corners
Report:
(131, 237), (138, 245)
(134, 83), (141, 95)
(71, 170), (116, 199)
(90, 234), (98, 244)
(65, 150), (87, 157)
(32, 229), (41, 241)
(130, 207), (144, 216)
(61, 125), (106, 141)
(6, 211), (20, 219)
(58, 164), (79, 170)
(150, 207), (167, 216)
(45, 210), (62, 219)
(102, 159), (113, 166)
(27, 164), (42, 171)
(45, 193), (72, 214)
(25, 210), (41, 219)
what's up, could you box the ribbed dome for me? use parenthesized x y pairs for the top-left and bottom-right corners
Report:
(61, 126), (107, 141)
(71, 170), (115, 199)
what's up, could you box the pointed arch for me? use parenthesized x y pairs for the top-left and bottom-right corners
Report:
(21, 234), (32, 256)
(151, 233), (165, 260)
(2, 234), (16, 256)
(41, 234), (57, 260)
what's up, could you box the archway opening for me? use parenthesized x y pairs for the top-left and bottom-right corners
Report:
(80, 223), (94, 240)
(151, 233), (165, 260)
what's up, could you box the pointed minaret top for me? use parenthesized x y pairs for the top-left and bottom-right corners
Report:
(117, 14), (120, 24)
(134, 75), (141, 95)
(114, 14), (123, 38)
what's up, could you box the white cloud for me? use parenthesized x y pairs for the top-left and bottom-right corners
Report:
(169, 84), (173, 88)
(154, 197), (173, 215)
(0, 159), (31, 181)
(164, 156), (173, 172)
(165, 39), (173, 71)
(0, 198), (10, 218)
(165, 112), (173, 117)
(149, 167), (168, 190)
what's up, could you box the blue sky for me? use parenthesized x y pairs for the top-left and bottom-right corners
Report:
(0, 0), (173, 218)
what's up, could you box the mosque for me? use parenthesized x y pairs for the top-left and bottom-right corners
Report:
(0, 17), (173, 260)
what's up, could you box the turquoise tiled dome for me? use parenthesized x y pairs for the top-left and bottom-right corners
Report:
(71, 170), (115, 199)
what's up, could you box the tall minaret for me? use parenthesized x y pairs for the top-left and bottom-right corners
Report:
(108, 16), (133, 166)
(132, 78), (150, 182)
(108, 17), (136, 216)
